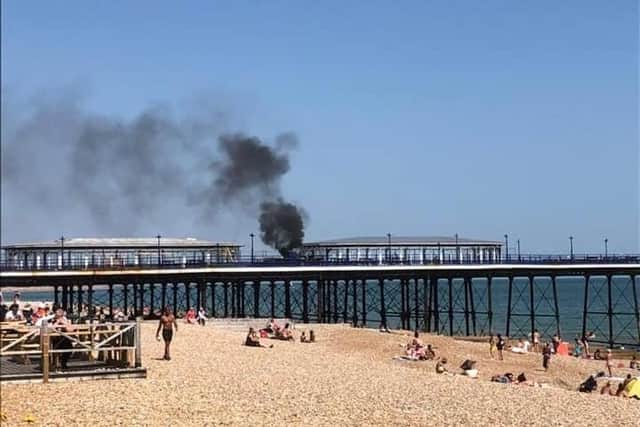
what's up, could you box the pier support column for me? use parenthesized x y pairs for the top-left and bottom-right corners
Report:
(185, 283), (191, 312)
(270, 281), (276, 318)
(447, 277), (453, 336)
(607, 274), (614, 349)
(254, 282), (260, 318)
(161, 283), (167, 312)
(223, 283), (229, 317)
(108, 284), (114, 318)
(400, 279), (407, 330)
(361, 279), (367, 326)
(285, 281), (291, 319)
(423, 277), (431, 332)
(54, 285), (59, 307)
(172, 283), (178, 317)
(552, 276), (561, 337)
(633, 275), (640, 345)
(379, 278), (387, 330)
(529, 275), (535, 341)
(487, 277), (493, 334)
(343, 280), (349, 323)
(150, 283), (155, 316)
(581, 275), (590, 340)
(210, 282), (216, 317)
(506, 276), (513, 337)
(463, 278), (470, 336)
(413, 278), (419, 331)
(332, 280), (338, 323)
(351, 279), (357, 326)
(123, 284), (128, 317)
(303, 280), (309, 323)
(469, 277), (477, 336)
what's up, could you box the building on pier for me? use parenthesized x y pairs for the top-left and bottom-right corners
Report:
(301, 236), (503, 263)
(2, 237), (241, 269)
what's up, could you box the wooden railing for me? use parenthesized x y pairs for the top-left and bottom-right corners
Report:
(0, 319), (142, 382)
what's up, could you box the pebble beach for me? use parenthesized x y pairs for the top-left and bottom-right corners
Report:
(1, 322), (639, 426)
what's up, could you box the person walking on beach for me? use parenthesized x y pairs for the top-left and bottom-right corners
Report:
(156, 306), (177, 360)
(532, 329), (540, 353)
(542, 342), (552, 372)
(605, 349), (614, 377)
(489, 334), (496, 359)
(496, 334), (506, 361)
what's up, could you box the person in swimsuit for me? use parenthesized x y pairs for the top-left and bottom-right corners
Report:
(156, 306), (177, 360)
(496, 334), (505, 361)
(245, 327), (268, 347)
(542, 342), (552, 372)
(489, 334), (496, 359)
(605, 349), (614, 377)
(532, 329), (540, 353)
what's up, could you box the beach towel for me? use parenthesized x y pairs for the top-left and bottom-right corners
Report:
(624, 378), (640, 399)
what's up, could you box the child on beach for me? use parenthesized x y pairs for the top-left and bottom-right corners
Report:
(542, 342), (551, 372)
(196, 307), (207, 326)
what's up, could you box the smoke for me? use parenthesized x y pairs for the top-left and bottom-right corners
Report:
(259, 199), (307, 257)
(1, 89), (307, 254)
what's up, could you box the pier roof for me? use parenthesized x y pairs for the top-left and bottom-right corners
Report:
(3, 237), (241, 250)
(303, 236), (502, 247)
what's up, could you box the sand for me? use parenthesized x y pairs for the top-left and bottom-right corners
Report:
(0, 322), (638, 426)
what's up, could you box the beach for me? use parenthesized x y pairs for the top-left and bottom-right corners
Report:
(0, 322), (638, 426)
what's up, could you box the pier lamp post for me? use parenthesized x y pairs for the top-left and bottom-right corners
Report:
(60, 235), (65, 269)
(455, 233), (459, 263)
(569, 236), (574, 260)
(156, 235), (162, 266)
(517, 239), (521, 262)
(504, 234), (509, 262)
(387, 233), (392, 264)
(250, 233), (255, 264)
(604, 238), (608, 259)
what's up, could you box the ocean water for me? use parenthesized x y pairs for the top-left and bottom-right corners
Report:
(10, 276), (638, 347)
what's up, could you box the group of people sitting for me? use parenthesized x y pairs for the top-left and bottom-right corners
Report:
(244, 319), (316, 347)
(259, 319), (296, 341)
(579, 372), (640, 399)
(404, 331), (436, 361)
(184, 307), (208, 326)
(432, 358), (478, 378)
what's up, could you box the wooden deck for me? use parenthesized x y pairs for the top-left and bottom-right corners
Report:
(0, 356), (146, 383)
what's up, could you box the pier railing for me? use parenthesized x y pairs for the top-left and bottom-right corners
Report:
(1, 253), (639, 272)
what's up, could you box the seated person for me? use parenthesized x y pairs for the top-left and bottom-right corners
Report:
(113, 307), (127, 322)
(405, 331), (425, 359)
(309, 330), (316, 343)
(579, 375), (599, 393)
(435, 358), (448, 374)
(260, 318), (280, 336)
(300, 331), (308, 343)
(511, 338), (530, 354)
(424, 344), (436, 360)
(245, 327), (266, 347)
(184, 308), (197, 324)
(277, 323), (295, 341)
(629, 354), (639, 370)
(4, 304), (25, 321)
(196, 307), (207, 326)
(593, 349), (603, 360)
(460, 359), (478, 378)
(573, 339), (583, 358)
(600, 381), (613, 395)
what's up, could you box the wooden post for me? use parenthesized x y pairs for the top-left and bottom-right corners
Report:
(40, 322), (49, 383)
(135, 317), (142, 368)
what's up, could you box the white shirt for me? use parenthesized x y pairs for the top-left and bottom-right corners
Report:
(5, 310), (24, 321)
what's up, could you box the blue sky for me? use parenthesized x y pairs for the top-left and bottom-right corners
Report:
(1, 1), (638, 254)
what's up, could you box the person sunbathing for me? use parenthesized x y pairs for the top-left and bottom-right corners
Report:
(245, 327), (268, 348)
(460, 359), (478, 378)
(511, 338), (530, 354)
(309, 330), (316, 343)
(405, 331), (426, 359)
(630, 355), (639, 370)
(261, 318), (280, 336)
(277, 323), (294, 341)
(300, 331), (308, 343)
(435, 358), (448, 374)
(600, 381), (613, 395)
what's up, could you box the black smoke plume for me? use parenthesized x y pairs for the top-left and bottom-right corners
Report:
(1, 89), (307, 254)
(259, 199), (306, 257)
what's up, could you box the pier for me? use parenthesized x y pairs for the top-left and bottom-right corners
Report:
(2, 259), (639, 349)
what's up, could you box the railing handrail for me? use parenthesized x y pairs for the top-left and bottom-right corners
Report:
(1, 253), (640, 273)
